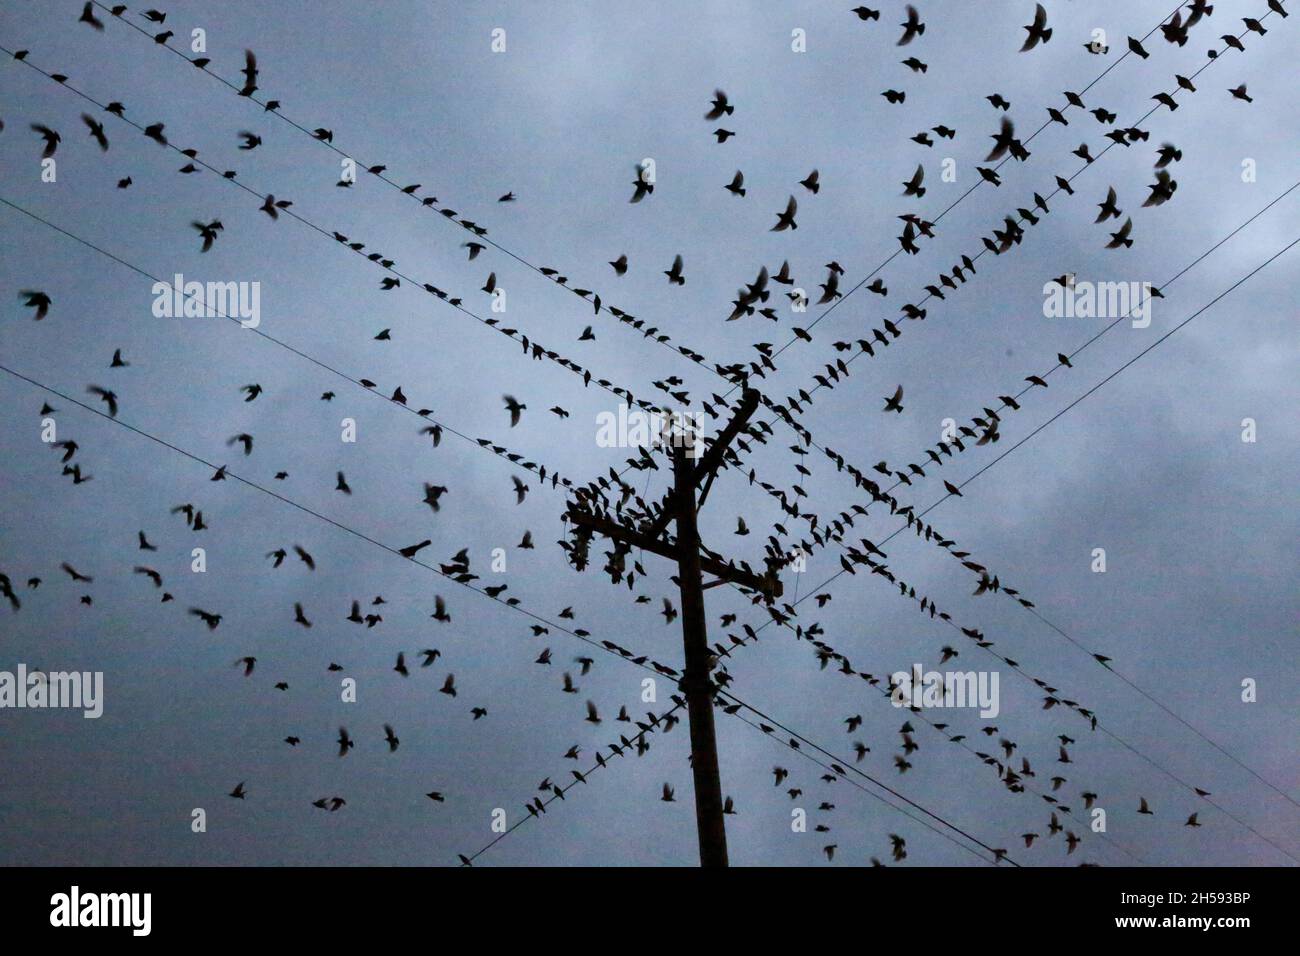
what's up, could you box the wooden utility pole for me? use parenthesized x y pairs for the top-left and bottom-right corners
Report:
(565, 389), (780, 867)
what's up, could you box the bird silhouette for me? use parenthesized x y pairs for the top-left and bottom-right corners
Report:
(1021, 3), (1052, 50)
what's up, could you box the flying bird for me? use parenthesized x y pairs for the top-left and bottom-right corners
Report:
(898, 5), (925, 45)
(1021, 4), (1053, 51)
(771, 196), (798, 231)
(503, 394), (526, 426)
(81, 114), (109, 151)
(705, 89), (733, 120)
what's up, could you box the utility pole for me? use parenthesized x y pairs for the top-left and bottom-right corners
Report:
(565, 389), (781, 867)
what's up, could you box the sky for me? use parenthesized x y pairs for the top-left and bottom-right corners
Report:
(0, 0), (1297, 867)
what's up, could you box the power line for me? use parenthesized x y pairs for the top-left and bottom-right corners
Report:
(461, 702), (686, 865)
(0, 46), (671, 421)
(0, 362), (683, 689)
(84, 0), (735, 402)
(726, 230), (1300, 863)
(729, 1), (1259, 381)
(720, 703), (1006, 866)
(720, 690), (1020, 865)
(0, 195), (610, 501)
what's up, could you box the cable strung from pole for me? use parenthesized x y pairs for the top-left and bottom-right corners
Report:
(0, 47), (671, 422)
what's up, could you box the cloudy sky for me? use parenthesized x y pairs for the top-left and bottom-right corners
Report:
(0, 0), (1296, 867)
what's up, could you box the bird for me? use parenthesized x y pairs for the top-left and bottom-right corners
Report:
(1155, 143), (1183, 167)
(902, 164), (925, 197)
(1185, 812), (1201, 827)
(664, 254), (685, 285)
(1138, 797), (1153, 814)
(1105, 217), (1134, 249)
(882, 385), (904, 413)
(192, 219), (223, 252)
(238, 49), (258, 97)
(337, 727), (354, 756)
(81, 114), (109, 151)
(800, 169), (820, 193)
(229, 782), (246, 799)
(511, 475), (529, 504)
(86, 386), (118, 418)
(30, 124), (61, 158)
(986, 116), (1020, 161)
(1228, 84), (1253, 103)
(713, 128), (736, 143)
(503, 394), (526, 426)
(441, 674), (457, 697)
(498, 192), (516, 202)
(1021, 3), (1052, 51)
(898, 5), (925, 45)
(661, 782), (676, 802)
(630, 163), (654, 203)
(237, 130), (261, 150)
(1095, 186), (1122, 222)
(188, 608), (222, 630)
(20, 290), (52, 320)
(771, 196), (798, 231)
(79, 2), (105, 29)
(704, 89), (734, 120)
(383, 724), (400, 751)
(609, 254), (628, 275)
(662, 598), (678, 624)
(724, 170), (746, 197)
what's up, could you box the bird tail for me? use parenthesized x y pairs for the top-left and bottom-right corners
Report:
(1042, 27), (1052, 42)
(916, 186), (926, 198)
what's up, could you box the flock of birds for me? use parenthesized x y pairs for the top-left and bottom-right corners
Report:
(2, 0), (1287, 865)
